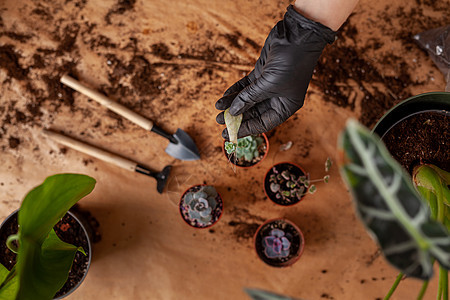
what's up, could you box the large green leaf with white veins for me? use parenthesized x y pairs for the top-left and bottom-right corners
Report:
(338, 119), (450, 280)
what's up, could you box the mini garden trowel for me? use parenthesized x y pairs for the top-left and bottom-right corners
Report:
(43, 129), (171, 193)
(60, 75), (200, 161)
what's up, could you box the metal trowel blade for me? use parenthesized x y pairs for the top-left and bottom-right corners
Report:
(165, 128), (200, 161)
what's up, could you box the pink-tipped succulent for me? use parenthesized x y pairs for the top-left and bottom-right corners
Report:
(262, 229), (291, 259)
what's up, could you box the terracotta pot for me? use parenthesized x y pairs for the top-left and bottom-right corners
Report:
(254, 218), (304, 268)
(222, 133), (269, 169)
(179, 184), (224, 229)
(0, 209), (93, 299)
(264, 162), (308, 206)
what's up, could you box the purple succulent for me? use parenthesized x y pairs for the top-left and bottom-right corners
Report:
(262, 229), (291, 259)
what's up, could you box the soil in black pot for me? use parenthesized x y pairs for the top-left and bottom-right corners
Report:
(225, 134), (268, 168)
(254, 219), (303, 267)
(381, 110), (449, 173)
(0, 212), (90, 298)
(264, 163), (306, 206)
(179, 185), (223, 228)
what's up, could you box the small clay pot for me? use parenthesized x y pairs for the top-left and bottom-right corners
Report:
(179, 184), (224, 229)
(0, 209), (93, 299)
(254, 218), (304, 267)
(223, 133), (269, 169)
(264, 162), (307, 206)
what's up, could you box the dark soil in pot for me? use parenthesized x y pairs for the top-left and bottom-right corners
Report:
(264, 162), (307, 206)
(224, 133), (268, 168)
(0, 211), (91, 299)
(254, 219), (304, 268)
(381, 110), (449, 173)
(179, 185), (223, 229)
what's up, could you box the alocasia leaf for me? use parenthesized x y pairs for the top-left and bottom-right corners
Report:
(224, 108), (242, 145)
(14, 174), (95, 300)
(338, 119), (450, 280)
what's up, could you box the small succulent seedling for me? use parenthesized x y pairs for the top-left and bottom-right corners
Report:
(262, 229), (291, 259)
(182, 186), (218, 226)
(225, 135), (264, 162)
(269, 158), (332, 203)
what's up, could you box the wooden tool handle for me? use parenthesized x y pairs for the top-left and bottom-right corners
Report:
(43, 129), (137, 172)
(60, 75), (154, 130)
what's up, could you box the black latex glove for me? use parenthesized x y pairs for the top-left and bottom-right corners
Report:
(216, 5), (336, 139)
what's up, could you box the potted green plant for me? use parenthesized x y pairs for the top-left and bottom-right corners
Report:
(339, 119), (450, 299)
(179, 185), (223, 229)
(264, 159), (331, 206)
(253, 218), (304, 268)
(223, 134), (269, 168)
(372, 91), (449, 173)
(0, 174), (96, 300)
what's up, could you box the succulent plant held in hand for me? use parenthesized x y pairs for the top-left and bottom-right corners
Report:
(181, 185), (219, 227)
(226, 135), (264, 161)
(262, 229), (291, 259)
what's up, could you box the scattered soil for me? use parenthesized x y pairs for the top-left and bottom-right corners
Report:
(264, 162), (307, 206)
(179, 185), (223, 229)
(382, 110), (449, 173)
(311, 4), (449, 128)
(0, 211), (91, 298)
(254, 219), (303, 267)
(224, 134), (268, 168)
(227, 207), (265, 242)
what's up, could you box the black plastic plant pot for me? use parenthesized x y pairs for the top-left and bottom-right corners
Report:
(223, 133), (269, 169)
(179, 184), (224, 229)
(0, 209), (93, 299)
(372, 92), (450, 173)
(264, 162), (307, 206)
(254, 218), (304, 268)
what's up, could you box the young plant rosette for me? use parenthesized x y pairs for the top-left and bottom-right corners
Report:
(254, 219), (304, 267)
(264, 162), (308, 206)
(179, 185), (223, 229)
(223, 133), (269, 168)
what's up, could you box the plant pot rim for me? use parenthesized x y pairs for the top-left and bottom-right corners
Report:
(222, 133), (269, 169)
(253, 218), (305, 268)
(263, 161), (308, 207)
(0, 209), (92, 300)
(372, 91), (450, 138)
(178, 184), (223, 229)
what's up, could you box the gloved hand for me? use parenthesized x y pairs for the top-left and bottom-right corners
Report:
(216, 5), (336, 139)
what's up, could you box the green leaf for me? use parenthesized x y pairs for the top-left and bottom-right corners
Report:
(18, 174), (95, 243)
(14, 174), (95, 300)
(0, 264), (18, 300)
(16, 230), (85, 300)
(338, 119), (450, 280)
(413, 165), (450, 227)
(244, 288), (301, 300)
(224, 108), (243, 145)
(325, 157), (332, 172)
